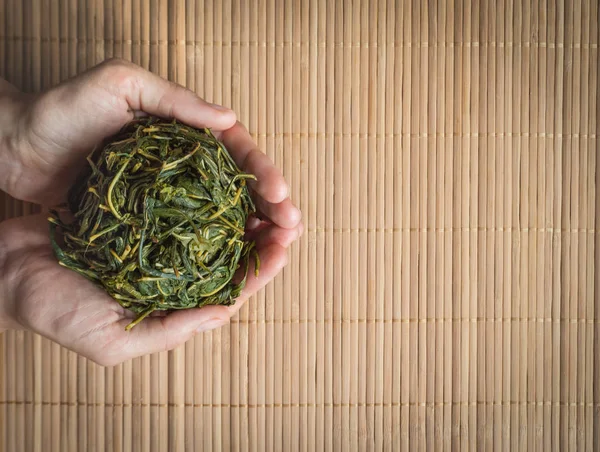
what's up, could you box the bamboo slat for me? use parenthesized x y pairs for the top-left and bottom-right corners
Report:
(0, 0), (598, 450)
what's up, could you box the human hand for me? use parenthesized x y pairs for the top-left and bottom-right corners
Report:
(2, 58), (233, 205)
(0, 59), (302, 365)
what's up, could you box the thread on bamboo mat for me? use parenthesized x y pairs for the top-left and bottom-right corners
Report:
(228, 318), (599, 324)
(1, 36), (599, 50)
(251, 132), (598, 138)
(2, 401), (599, 408)
(305, 227), (596, 233)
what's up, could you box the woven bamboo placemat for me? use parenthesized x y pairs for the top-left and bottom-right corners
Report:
(0, 0), (598, 450)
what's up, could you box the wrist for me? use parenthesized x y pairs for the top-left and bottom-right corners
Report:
(0, 83), (30, 200)
(0, 224), (21, 331)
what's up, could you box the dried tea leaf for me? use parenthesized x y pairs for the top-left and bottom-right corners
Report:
(49, 116), (258, 330)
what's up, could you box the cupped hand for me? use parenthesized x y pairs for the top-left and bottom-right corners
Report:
(5, 58), (233, 205)
(0, 59), (302, 365)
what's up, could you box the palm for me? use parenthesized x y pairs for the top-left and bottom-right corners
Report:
(4, 215), (128, 358)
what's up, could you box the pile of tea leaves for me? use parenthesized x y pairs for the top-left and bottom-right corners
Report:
(49, 117), (258, 330)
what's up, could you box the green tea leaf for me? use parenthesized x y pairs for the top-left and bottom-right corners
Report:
(49, 117), (258, 330)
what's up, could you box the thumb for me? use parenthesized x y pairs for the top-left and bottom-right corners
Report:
(31, 58), (237, 156)
(96, 58), (237, 130)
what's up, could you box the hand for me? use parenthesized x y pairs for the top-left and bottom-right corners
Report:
(0, 59), (302, 365)
(2, 58), (235, 205)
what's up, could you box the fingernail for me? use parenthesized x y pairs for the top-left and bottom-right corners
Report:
(196, 317), (229, 333)
(209, 102), (232, 112)
(292, 206), (302, 225)
(246, 216), (261, 231)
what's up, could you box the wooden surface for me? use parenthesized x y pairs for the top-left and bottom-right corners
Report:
(1, 0), (599, 450)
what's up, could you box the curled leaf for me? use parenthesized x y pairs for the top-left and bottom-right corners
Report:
(49, 117), (257, 330)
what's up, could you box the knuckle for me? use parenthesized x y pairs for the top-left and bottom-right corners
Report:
(156, 94), (176, 119)
(101, 57), (133, 70)
(241, 147), (259, 172)
(97, 58), (139, 92)
(156, 80), (188, 118)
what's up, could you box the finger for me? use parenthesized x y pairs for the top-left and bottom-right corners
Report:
(254, 196), (302, 230)
(248, 222), (303, 249)
(217, 122), (289, 204)
(104, 305), (231, 363)
(227, 243), (288, 316)
(245, 215), (262, 231)
(96, 59), (237, 131)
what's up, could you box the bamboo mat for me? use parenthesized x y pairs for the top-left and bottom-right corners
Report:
(0, 0), (599, 450)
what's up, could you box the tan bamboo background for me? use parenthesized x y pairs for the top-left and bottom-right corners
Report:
(0, 0), (599, 450)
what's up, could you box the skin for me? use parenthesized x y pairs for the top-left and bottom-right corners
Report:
(0, 58), (302, 366)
